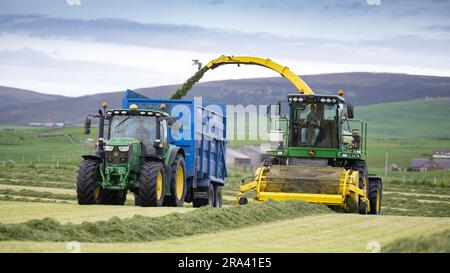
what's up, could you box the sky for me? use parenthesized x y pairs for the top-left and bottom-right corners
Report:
(0, 0), (449, 96)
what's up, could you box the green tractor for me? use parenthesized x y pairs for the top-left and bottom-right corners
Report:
(77, 103), (187, 207)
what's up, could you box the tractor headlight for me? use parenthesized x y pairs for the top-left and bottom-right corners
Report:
(293, 97), (298, 102)
(298, 97), (304, 102)
(118, 146), (129, 152)
(320, 98), (326, 103)
(105, 145), (114, 151)
(326, 98), (332, 103)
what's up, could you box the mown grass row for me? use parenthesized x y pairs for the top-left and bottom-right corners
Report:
(0, 171), (76, 183)
(384, 228), (450, 253)
(382, 196), (450, 217)
(0, 179), (75, 189)
(384, 192), (450, 203)
(0, 195), (70, 204)
(0, 189), (76, 201)
(0, 201), (331, 242)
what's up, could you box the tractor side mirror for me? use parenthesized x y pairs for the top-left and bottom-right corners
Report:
(153, 139), (161, 149)
(347, 103), (354, 119)
(84, 117), (91, 134)
(266, 104), (271, 115)
(166, 116), (177, 126)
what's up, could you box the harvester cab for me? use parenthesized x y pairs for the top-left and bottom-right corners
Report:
(77, 102), (187, 207)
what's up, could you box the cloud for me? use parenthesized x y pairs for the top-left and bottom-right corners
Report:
(209, 0), (224, 5)
(425, 24), (450, 32)
(0, 12), (450, 96)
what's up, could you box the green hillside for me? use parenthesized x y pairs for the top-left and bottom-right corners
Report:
(356, 98), (450, 139)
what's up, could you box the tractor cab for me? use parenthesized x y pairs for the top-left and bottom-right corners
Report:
(105, 105), (170, 157)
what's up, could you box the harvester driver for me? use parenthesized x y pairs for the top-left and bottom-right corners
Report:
(301, 104), (321, 146)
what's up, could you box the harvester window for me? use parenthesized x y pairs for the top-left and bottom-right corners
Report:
(290, 102), (338, 148)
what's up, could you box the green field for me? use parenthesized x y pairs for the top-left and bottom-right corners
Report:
(0, 121), (450, 252)
(356, 98), (450, 139)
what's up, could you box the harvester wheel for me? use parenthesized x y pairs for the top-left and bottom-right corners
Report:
(213, 184), (223, 208)
(164, 154), (186, 207)
(368, 178), (382, 215)
(100, 189), (127, 205)
(351, 162), (369, 214)
(238, 196), (248, 205)
(137, 161), (165, 207)
(76, 159), (101, 205)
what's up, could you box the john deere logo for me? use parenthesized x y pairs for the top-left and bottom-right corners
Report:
(308, 149), (316, 156)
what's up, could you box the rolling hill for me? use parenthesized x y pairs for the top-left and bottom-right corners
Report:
(0, 72), (449, 125)
(356, 98), (450, 139)
(0, 86), (65, 109)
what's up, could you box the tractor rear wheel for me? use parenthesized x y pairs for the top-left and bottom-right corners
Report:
(100, 189), (127, 205)
(76, 159), (102, 205)
(368, 177), (382, 215)
(137, 161), (165, 207)
(164, 154), (186, 207)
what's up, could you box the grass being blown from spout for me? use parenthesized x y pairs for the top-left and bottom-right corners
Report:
(169, 66), (209, 99)
(0, 201), (331, 242)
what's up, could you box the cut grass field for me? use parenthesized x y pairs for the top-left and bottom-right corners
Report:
(1, 214), (449, 253)
(1, 126), (450, 252)
(0, 201), (194, 224)
(384, 228), (450, 253)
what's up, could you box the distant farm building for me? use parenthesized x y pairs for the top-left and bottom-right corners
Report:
(235, 144), (269, 170)
(226, 148), (251, 171)
(410, 158), (450, 172)
(28, 122), (65, 128)
(433, 150), (450, 159)
(84, 138), (95, 146)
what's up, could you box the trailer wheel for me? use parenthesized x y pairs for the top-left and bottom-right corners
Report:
(369, 178), (382, 215)
(137, 161), (165, 207)
(193, 184), (214, 207)
(76, 159), (102, 205)
(100, 189), (127, 205)
(164, 154), (186, 207)
(213, 184), (223, 208)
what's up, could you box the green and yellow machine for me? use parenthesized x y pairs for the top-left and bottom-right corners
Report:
(77, 102), (187, 207)
(167, 54), (382, 214)
(210, 56), (384, 214)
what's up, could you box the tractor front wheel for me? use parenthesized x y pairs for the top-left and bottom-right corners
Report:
(76, 159), (102, 205)
(137, 161), (165, 207)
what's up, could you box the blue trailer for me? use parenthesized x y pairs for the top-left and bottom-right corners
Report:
(122, 90), (227, 206)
